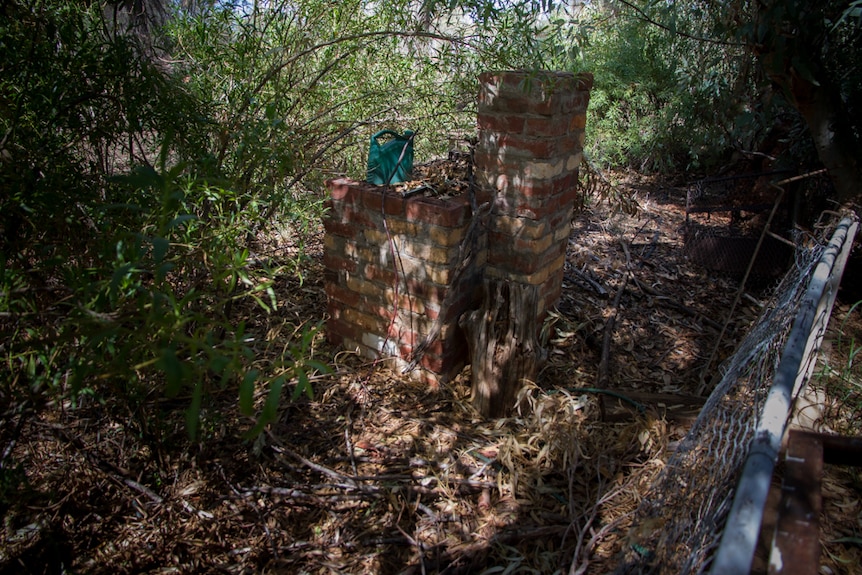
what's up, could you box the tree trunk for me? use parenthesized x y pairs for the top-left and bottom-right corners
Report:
(459, 279), (541, 418)
(754, 0), (862, 204)
(778, 71), (861, 203)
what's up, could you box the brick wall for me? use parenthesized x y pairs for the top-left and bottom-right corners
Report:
(323, 70), (592, 387)
(476, 70), (593, 315)
(323, 180), (482, 386)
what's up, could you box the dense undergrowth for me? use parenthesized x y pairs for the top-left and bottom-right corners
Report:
(1, 5), (859, 566)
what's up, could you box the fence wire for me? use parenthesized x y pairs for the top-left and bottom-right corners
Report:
(613, 213), (854, 575)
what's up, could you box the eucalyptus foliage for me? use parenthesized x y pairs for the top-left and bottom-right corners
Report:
(4, 0), (855, 447)
(0, 0), (570, 442)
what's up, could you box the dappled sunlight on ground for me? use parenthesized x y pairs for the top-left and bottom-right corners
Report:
(3, 173), (857, 574)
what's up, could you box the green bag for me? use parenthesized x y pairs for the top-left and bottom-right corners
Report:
(366, 129), (415, 185)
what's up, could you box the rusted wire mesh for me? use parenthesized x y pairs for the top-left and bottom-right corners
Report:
(612, 215), (844, 575)
(684, 173), (794, 280)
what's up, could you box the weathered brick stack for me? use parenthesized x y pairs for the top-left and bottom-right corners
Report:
(323, 70), (592, 389)
(476, 70), (593, 316)
(323, 181), (482, 386)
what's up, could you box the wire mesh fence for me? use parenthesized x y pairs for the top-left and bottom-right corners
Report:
(684, 172), (796, 281)
(613, 212), (858, 575)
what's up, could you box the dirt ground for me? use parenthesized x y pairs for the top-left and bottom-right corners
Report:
(2, 173), (860, 574)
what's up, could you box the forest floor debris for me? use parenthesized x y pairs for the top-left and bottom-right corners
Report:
(2, 173), (859, 574)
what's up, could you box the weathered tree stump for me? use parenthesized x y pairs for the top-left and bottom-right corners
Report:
(460, 279), (541, 418)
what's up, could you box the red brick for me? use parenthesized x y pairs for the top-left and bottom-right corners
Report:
(326, 317), (362, 346)
(322, 218), (359, 239)
(495, 134), (559, 159)
(489, 228), (554, 255)
(326, 178), (360, 202)
(405, 279), (447, 306)
(363, 263), (399, 286)
(576, 72), (594, 92)
(337, 203), (381, 228)
(525, 116), (571, 138)
(485, 94), (532, 114)
(389, 325), (419, 347)
(325, 281), (362, 308)
(361, 188), (405, 216)
(323, 268), (339, 286)
(569, 114), (587, 131)
(343, 306), (389, 333)
(477, 113), (525, 135)
(516, 177), (558, 199)
(554, 171), (578, 194)
(557, 134), (579, 155)
(322, 252), (357, 274)
(487, 248), (546, 275)
(572, 91), (591, 111)
(405, 198), (468, 227)
(420, 353), (445, 374)
(386, 288), (426, 316)
(474, 150), (503, 174)
(549, 208), (575, 234)
(327, 300), (344, 322)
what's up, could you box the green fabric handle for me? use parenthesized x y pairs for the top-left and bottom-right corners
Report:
(366, 129), (414, 185)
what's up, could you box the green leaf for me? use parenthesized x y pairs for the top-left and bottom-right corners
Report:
(242, 375), (285, 439)
(291, 369), (309, 401)
(261, 376), (285, 421)
(165, 214), (198, 231)
(159, 346), (184, 398)
(304, 359), (331, 375)
(186, 380), (203, 440)
(830, 536), (862, 546)
(239, 369), (258, 415)
(155, 262), (174, 283)
(111, 165), (163, 191)
(151, 236), (169, 264)
(109, 262), (135, 300)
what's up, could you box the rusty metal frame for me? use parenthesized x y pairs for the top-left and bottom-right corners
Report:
(769, 429), (862, 574)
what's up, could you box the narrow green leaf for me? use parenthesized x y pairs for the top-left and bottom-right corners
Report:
(304, 359), (331, 375)
(165, 214), (198, 231)
(261, 376), (285, 422)
(151, 236), (169, 264)
(159, 346), (184, 398)
(291, 369), (309, 401)
(155, 262), (175, 283)
(239, 369), (258, 415)
(186, 380), (203, 440)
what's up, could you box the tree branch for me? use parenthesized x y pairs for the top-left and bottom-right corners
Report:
(616, 0), (747, 47)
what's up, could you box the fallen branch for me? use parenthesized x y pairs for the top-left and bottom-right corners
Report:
(597, 241), (633, 392)
(566, 267), (609, 299)
(631, 277), (722, 331)
(41, 421), (212, 519)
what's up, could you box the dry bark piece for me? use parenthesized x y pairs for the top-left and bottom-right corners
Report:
(460, 279), (542, 418)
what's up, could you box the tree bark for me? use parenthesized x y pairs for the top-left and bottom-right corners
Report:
(785, 73), (861, 204)
(754, 0), (862, 204)
(460, 279), (541, 418)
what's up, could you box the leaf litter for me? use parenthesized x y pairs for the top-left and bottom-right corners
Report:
(2, 171), (859, 574)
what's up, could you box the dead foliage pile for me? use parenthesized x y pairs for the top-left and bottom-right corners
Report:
(1, 173), (859, 574)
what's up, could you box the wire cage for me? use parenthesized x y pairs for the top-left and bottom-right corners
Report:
(684, 171), (796, 280)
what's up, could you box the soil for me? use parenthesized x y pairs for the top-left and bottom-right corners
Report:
(1, 172), (859, 574)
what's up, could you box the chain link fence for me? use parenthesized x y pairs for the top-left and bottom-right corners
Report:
(684, 171), (814, 281)
(613, 211), (859, 575)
